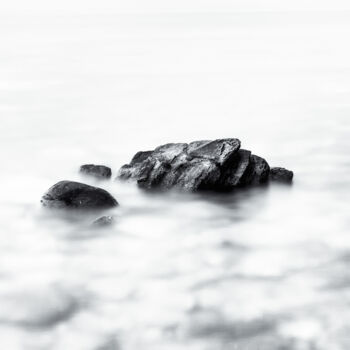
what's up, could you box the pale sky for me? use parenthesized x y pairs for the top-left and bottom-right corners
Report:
(2, 0), (350, 14)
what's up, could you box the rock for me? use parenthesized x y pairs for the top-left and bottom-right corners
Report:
(122, 140), (231, 191)
(92, 215), (115, 227)
(269, 167), (294, 183)
(153, 143), (188, 163)
(130, 151), (153, 165)
(249, 155), (270, 185)
(117, 138), (292, 192)
(187, 138), (241, 166)
(163, 158), (221, 191)
(217, 152), (270, 189)
(80, 164), (112, 179)
(41, 181), (118, 209)
(219, 149), (252, 189)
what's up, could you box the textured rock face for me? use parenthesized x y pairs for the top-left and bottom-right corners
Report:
(187, 139), (241, 166)
(117, 138), (283, 192)
(269, 167), (294, 183)
(250, 155), (271, 185)
(41, 181), (118, 209)
(80, 164), (112, 179)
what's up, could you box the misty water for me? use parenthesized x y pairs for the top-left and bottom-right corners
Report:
(1, 10), (350, 350)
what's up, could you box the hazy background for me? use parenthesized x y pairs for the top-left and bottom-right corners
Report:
(0, 1), (350, 349)
(3, 0), (350, 13)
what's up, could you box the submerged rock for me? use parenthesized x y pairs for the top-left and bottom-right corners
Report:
(41, 181), (118, 209)
(269, 167), (294, 183)
(0, 285), (83, 329)
(80, 164), (112, 179)
(117, 138), (291, 192)
(92, 215), (115, 227)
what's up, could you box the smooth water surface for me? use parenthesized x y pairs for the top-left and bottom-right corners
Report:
(0, 9), (350, 350)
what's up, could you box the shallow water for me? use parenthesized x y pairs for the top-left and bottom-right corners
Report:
(1, 9), (350, 350)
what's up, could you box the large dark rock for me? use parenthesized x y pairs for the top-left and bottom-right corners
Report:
(117, 138), (292, 192)
(269, 167), (294, 183)
(80, 164), (112, 179)
(41, 181), (118, 209)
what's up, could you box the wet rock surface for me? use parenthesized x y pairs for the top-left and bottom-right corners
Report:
(117, 138), (292, 192)
(92, 215), (115, 227)
(80, 164), (112, 179)
(269, 167), (294, 183)
(41, 181), (118, 209)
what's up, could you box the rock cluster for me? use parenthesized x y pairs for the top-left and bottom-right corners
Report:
(118, 138), (293, 191)
(40, 138), (294, 219)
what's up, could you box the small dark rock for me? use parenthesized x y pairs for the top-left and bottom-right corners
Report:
(41, 181), (118, 209)
(80, 164), (112, 179)
(269, 167), (294, 183)
(249, 155), (270, 185)
(92, 215), (115, 227)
